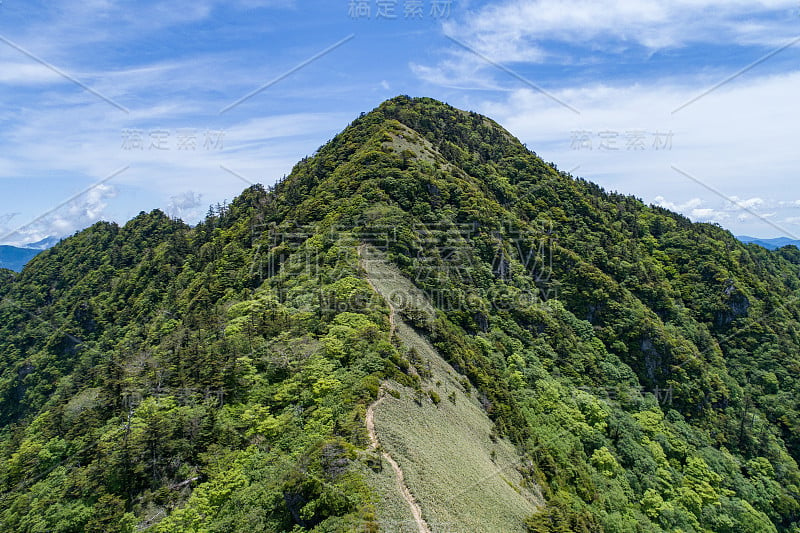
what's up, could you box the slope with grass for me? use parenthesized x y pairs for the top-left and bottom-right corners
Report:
(365, 389), (431, 533)
(360, 244), (542, 532)
(1, 96), (800, 531)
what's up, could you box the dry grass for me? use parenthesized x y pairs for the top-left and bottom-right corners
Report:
(382, 123), (440, 165)
(361, 246), (542, 532)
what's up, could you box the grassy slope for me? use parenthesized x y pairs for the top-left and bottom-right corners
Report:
(361, 246), (542, 532)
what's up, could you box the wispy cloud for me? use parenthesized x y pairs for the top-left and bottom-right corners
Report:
(441, 0), (799, 62)
(2, 0), (798, 243)
(465, 68), (800, 236)
(1, 182), (118, 246)
(166, 190), (204, 221)
(0, 62), (63, 85)
(0, 0), (349, 243)
(654, 197), (730, 224)
(412, 0), (800, 95)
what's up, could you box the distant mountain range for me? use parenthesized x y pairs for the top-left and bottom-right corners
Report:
(0, 236), (60, 272)
(737, 235), (800, 250)
(23, 236), (61, 250)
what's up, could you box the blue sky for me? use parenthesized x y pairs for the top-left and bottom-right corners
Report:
(0, 0), (799, 245)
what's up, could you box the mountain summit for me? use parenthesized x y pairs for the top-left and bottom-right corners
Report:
(1, 97), (799, 532)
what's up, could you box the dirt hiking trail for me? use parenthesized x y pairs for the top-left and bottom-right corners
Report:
(359, 244), (431, 533)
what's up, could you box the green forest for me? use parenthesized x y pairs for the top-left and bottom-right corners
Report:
(1, 96), (800, 531)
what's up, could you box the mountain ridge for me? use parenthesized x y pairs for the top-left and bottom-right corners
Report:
(0, 96), (798, 531)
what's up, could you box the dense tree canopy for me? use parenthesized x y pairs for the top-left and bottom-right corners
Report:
(1, 96), (799, 531)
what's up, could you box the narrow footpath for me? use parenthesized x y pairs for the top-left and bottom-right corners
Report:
(359, 244), (431, 533)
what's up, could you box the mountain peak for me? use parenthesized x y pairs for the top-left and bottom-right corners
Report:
(273, 96), (552, 226)
(376, 95), (527, 153)
(3, 98), (800, 532)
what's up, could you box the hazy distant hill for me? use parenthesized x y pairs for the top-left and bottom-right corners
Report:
(738, 235), (800, 250)
(24, 236), (61, 250)
(0, 245), (43, 272)
(0, 237), (59, 272)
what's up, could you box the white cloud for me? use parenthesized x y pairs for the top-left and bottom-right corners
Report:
(1, 183), (118, 246)
(0, 83), (348, 243)
(167, 191), (204, 221)
(0, 0), (296, 74)
(413, 1), (800, 93)
(654, 197), (703, 212)
(0, 63), (64, 85)
(653, 197), (730, 224)
(726, 196), (765, 210)
(461, 68), (800, 236)
(440, 0), (799, 66)
(690, 207), (729, 222)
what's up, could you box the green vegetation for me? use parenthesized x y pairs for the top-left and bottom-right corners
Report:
(0, 95), (799, 531)
(362, 245), (541, 531)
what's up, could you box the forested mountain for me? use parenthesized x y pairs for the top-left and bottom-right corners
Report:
(2, 96), (800, 532)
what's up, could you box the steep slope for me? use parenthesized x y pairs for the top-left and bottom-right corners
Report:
(0, 96), (799, 532)
(360, 244), (541, 531)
